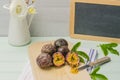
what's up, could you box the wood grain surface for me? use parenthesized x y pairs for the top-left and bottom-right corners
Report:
(28, 41), (91, 80)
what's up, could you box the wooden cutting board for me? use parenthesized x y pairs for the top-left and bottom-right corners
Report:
(28, 41), (91, 80)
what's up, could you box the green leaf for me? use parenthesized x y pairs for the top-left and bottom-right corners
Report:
(100, 43), (119, 56)
(78, 56), (85, 63)
(91, 74), (108, 80)
(90, 67), (108, 80)
(91, 67), (100, 75)
(100, 45), (108, 56)
(108, 48), (119, 56)
(106, 43), (118, 48)
(76, 51), (89, 61)
(71, 42), (81, 52)
(90, 74), (96, 80)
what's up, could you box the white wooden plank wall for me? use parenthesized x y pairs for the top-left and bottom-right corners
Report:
(0, 0), (70, 36)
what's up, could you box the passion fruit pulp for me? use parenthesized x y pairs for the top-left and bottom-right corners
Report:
(66, 52), (80, 67)
(53, 52), (65, 67)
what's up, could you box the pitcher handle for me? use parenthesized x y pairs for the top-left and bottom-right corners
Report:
(28, 14), (34, 28)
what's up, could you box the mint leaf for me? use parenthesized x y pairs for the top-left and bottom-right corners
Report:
(106, 43), (118, 48)
(108, 48), (119, 56)
(78, 56), (85, 63)
(100, 45), (108, 56)
(76, 51), (89, 61)
(90, 74), (96, 80)
(71, 42), (81, 52)
(100, 43), (119, 56)
(71, 42), (87, 63)
(92, 74), (108, 80)
(90, 67), (108, 80)
(91, 67), (100, 75)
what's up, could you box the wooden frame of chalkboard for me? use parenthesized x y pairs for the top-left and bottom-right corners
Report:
(70, 0), (120, 43)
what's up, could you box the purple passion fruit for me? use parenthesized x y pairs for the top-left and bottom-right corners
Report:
(36, 53), (53, 68)
(58, 46), (70, 57)
(54, 39), (68, 48)
(41, 44), (56, 55)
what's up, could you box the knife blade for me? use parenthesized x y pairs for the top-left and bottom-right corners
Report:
(78, 56), (111, 71)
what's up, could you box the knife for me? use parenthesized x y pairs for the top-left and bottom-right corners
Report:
(78, 56), (111, 71)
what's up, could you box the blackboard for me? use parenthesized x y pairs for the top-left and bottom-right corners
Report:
(70, 0), (120, 43)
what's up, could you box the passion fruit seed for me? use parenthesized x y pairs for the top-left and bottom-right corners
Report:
(36, 53), (53, 68)
(53, 52), (65, 67)
(58, 46), (70, 57)
(41, 44), (56, 55)
(54, 39), (68, 48)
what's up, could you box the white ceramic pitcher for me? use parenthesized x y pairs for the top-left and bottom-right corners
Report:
(3, 0), (34, 46)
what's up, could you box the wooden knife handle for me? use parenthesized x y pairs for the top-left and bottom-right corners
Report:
(89, 57), (111, 66)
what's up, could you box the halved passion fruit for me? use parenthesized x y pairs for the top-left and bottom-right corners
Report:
(66, 52), (80, 67)
(53, 52), (65, 67)
(66, 52), (80, 74)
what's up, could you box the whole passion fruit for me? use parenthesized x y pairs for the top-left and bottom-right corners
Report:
(36, 53), (53, 68)
(54, 39), (68, 48)
(53, 52), (65, 67)
(41, 44), (56, 55)
(58, 46), (70, 57)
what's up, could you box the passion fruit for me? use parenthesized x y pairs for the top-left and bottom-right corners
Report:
(54, 39), (68, 48)
(58, 46), (70, 57)
(53, 52), (65, 67)
(36, 53), (53, 68)
(41, 44), (56, 55)
(66, 52), (80, 67)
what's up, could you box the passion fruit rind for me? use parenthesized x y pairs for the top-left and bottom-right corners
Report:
(57, 46), (70, 57)
(36, 53), (53, 69)
(66, 52), (80, 67)
(53, 52), (65, 67)
(41, 44), (56, 55)
(54, 39), (68, 49)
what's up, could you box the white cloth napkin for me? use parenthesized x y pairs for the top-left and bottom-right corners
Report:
(18, 49), (98, 80)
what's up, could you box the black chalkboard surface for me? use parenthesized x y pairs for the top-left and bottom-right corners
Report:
(70, 0), (120, 43)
